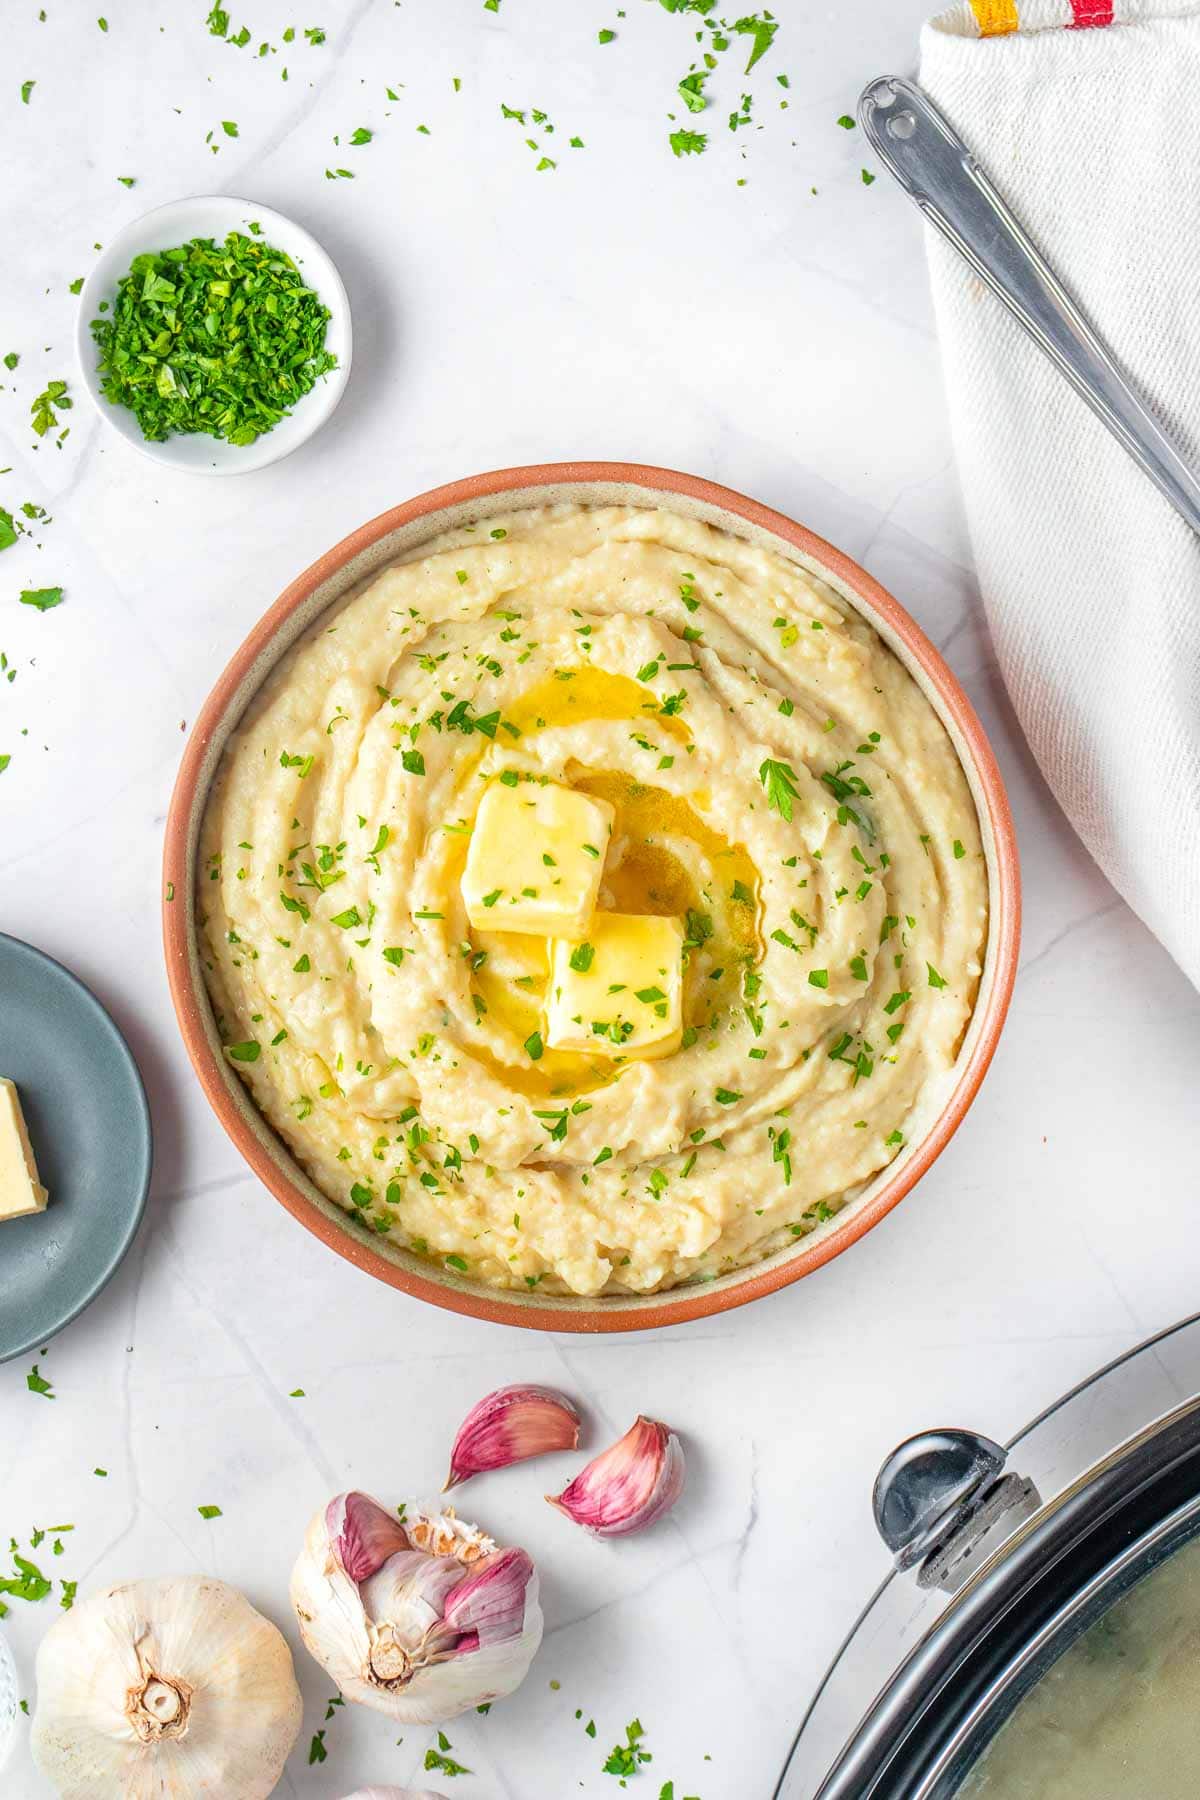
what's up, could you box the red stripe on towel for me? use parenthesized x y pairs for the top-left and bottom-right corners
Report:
(1068, 0), (1114, 25)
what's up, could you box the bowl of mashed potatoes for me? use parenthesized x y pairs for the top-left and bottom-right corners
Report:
(164, 463), (1019, 1331)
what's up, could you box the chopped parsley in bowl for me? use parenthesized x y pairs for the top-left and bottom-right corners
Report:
(76, 195), (351, 475)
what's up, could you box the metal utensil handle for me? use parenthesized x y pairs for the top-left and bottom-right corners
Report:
(859, 75), (1200, 538)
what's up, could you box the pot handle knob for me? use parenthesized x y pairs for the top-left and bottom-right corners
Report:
(874, 1429), (1041, 1593)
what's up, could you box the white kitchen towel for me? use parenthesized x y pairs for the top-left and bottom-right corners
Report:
(919, 1), (1200, 987)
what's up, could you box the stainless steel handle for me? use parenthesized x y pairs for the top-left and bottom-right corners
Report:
(859, 75), (1200, 539)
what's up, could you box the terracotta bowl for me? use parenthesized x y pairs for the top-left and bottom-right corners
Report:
(164, 463), (1020, 1332)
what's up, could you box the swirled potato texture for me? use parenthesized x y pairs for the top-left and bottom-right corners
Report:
(199, 505), (987, 1295)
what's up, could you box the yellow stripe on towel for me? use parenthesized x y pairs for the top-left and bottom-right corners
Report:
(970, 0), (1020, 32)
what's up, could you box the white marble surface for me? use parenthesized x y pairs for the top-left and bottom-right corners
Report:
(3, 2), (1199, 1796)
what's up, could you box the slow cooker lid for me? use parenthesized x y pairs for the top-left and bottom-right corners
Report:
(778, 1312), (1200, 1800)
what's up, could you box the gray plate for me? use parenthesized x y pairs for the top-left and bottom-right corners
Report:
(0, 934), (151, 1362)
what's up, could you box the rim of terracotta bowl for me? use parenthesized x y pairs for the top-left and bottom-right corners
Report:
(163, 461), (1021, 1334)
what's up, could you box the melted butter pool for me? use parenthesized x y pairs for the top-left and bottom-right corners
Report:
(445, 668), (763, 1101)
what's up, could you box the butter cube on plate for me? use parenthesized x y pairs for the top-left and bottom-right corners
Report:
(0, 1077), (49, 1221)
(546, 912), (685, 1058)
(461, 778), (615, 939)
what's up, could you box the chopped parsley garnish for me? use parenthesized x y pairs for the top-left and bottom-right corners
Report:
(678, 72), (708, 112)
(735, 12), (778, 71)
(669, 128), (707, 157)
(570, 942), (595, 972)
(808, 969), (829, 990)
(0, 1550), (52, 1605)
(927, 963), (948, 989)
(19, 587), (63, 612)
(26, 1365), (54, 1399)
(524, 1031), (544, 1061)
(225, 1040), (260, 1062)
(30, 379), (71, 438)
(759, 757), (800, 821)
(714, 1086), (741, 1105)
(603, 1717), (652, 1778)
(90, 232), (337, 446)
(197, 1504), (222, 1520)
(426, 1731), (472, 1776)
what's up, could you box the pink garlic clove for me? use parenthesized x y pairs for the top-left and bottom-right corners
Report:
(327, 1490), (411, 1581)
(546, 1416), (685, 1538)
(444, 1385), (581, 1489)
(443, 1547), (537, 1652)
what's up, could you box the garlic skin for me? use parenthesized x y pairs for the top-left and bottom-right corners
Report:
(547, 1415), (685, 1537)
(30, 1576), (302, 1799)
(291, 1490), (542, 1724)
(338, 1790), (448, 1799)
(445, 1384), (581, 1489)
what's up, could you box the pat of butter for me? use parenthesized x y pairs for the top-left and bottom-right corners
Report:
(546, 912), (685, 1058)
(0, 1078), (49, 1221)
(461, 779), (615, 939)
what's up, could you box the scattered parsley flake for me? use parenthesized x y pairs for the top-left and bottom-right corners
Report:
(758, 757), (800, 821)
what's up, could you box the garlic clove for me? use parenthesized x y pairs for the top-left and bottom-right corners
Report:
(546, 1415), (685, 1537)
(443, 1546), (537, 1650)
(291, 1496), (543, 1724)
(338, 1790), (449, 1799)
(444, 1384), (581, 1489)
(329, 1489), (412, 1580)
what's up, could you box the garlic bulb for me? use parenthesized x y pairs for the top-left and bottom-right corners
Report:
(445, 1384), (581, 1488)
(547, 1415), (685, 1537)
(30, 1575), (302, 1799)
(291, 1490), (542, 1724)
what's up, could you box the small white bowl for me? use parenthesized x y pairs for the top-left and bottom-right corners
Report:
(76, 195), (352, 476)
